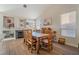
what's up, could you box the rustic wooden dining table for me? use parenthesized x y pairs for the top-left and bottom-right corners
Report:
(32, 32), (49, 54)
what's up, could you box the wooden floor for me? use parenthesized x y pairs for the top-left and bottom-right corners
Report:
(0, 39), (79, 55)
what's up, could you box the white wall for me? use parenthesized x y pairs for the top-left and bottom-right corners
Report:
(0, 14), (3, 40)
(76, 8), (79, 47)
(41, 5), (79, 48)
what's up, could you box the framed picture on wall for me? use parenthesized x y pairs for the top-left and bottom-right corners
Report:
(43, 16), (52, 26)
(3, 16), (14, 29)
(19, 19), (26, 28)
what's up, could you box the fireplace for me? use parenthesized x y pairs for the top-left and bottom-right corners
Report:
(16, 30), (24, 39)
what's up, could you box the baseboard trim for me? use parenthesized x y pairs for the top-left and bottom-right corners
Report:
(65, 42), (78, 48)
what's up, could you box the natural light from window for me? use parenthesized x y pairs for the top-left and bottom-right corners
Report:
(61, 11), (76, 38)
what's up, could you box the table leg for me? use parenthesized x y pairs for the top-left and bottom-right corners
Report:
(24, 39), (25, 43)
(36, 38), (40, 54)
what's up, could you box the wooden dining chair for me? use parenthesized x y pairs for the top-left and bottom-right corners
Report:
(26, 29), (36, 53)
(24, 30), (28, 45)
(41, 27), (53, 52)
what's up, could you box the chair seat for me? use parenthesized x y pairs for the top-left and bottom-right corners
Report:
(42, 39), (52, 44)
(42, 39), (48, 43)
(33, 39), (37, 43)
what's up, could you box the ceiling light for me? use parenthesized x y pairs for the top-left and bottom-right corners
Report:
(23, 4), (27, 8)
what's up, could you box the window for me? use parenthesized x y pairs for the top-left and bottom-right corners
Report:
(61, 11), (76, 38)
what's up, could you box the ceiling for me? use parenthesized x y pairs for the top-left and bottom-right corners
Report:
(0, 4), (78, 19)
(0, 4), (50, 19)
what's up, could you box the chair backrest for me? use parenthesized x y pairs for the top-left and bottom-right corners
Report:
(24, 30), (28, 42)
(41, 27), (52, 34)
(41, 27), (52, 40)
(27, 29), (32, 42)
(48, 33), (52, 42)
(41, 28), (45, 33)
(52, 31), (57, 37)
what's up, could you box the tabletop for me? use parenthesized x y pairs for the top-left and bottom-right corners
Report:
(32, 32), (48, 38)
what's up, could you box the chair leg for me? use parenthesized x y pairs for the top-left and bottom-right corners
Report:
(27, 44), (30, 50)
(51, 44), (53, 50)
(48, 47), (50, 52)
(30, 45), (33, 53)
(26, 41), (28, 45)
(24, 39), (25, 43)
(48, 44), (52, 52)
